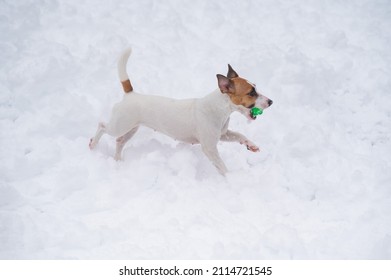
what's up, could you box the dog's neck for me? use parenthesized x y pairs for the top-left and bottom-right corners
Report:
(195, 90), (243, 124)
(204, 89), (236, 109)
(207, 90), (250, 118)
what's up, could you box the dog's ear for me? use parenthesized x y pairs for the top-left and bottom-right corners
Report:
(227, 64), (239, 79)
(217, 74), (234, 94)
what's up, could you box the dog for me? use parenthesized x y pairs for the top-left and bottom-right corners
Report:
(89, 48), (273, 175)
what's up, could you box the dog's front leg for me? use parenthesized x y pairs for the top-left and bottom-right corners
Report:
(220, 130), (260, 152)
(201, 143), (228, 175)
(199, 130), (228, 175)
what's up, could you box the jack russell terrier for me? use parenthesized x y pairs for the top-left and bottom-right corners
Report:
(89, 48), (273, 175)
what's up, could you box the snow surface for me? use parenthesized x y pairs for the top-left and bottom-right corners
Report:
(1, 0), (391, 259)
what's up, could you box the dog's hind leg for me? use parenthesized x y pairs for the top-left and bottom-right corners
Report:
(89, 122), (106, 150)
(114, 126), (139, 161)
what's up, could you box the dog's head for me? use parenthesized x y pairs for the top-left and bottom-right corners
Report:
(217, 65), (272, 120)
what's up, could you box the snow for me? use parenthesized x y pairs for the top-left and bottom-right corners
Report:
(1, 0), (391, 259)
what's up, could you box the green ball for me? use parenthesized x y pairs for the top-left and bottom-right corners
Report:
(250, 107), (263, 118)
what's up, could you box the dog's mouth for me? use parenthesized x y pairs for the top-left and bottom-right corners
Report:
(238, 101), (269, 121)
(246, 99), (272, 121)
(246, 106), (264, 121)
(247, 104), (261, 120)
(246, 104), (256, 120)
(245, 109), (257, 121)
(249, 111), (257, 120)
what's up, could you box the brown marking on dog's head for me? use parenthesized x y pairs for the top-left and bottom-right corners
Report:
(229, 77), (258, 108)
(121, 79), (133, 93)
(216, 65), (258, 108)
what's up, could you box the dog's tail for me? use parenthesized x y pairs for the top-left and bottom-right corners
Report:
(117, 47), (133, 93)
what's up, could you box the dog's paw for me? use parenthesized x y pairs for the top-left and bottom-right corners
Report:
(114, 154), (122, 161)
(246, 145), (260, 152)
(89, 138), (95, 150)
(244, 141), (260, 152)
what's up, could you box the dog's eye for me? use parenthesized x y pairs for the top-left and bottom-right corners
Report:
(247, 89), (258, 97)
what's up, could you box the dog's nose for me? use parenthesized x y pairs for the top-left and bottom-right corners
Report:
(268, 99), (273, 106)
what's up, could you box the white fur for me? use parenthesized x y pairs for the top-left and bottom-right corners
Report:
(117, 47), (132, 82)
(90, 48), (267, 175)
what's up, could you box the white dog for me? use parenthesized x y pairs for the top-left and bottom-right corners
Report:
(89, 48), (273, 175)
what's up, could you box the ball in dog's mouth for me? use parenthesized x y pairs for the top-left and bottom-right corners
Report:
(250, 107), (263, 120)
